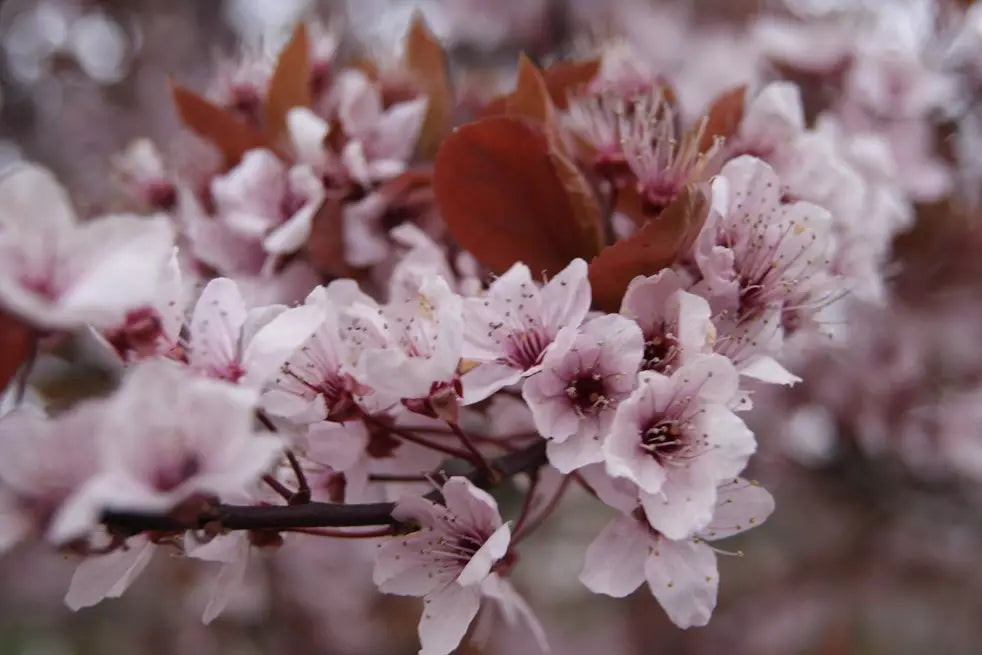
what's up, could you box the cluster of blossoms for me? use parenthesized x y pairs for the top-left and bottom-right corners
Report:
(1, 0), (979, 651)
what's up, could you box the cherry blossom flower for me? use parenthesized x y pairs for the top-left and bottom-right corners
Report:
(461, 259), (590, 404)
(188, 277), (323, 387)
(523, 315), (644, 473)
(0, 403), (102, 553)
(261, 284), (370, 472)
(619, 269), (716, 374)
(580, 477), (775, 628)
(333, 69), (428, 187)
(49, 360), (283, 543)
(604, 355), (755, 539)
(620, 89), (719, 211)
(693, 155), (834, 383)
(373, 477), (544, 655)
(209, 148), (326, 255)
(0, 163), (175, 329)
(344, 274), (464, 410)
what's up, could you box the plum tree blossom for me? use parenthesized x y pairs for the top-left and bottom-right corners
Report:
(49, 360), (283, 543)
(604, 355), (755, 539)
(461, 258), (590, 404)
(523, 314), (644, 472)
(0, 164), (175, 329)
(580, 476), (775, 628)
(0, 3), (963, 650)
(373, 476), (544, 655)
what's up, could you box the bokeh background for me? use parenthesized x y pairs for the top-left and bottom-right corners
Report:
(3, 0), (982, 653)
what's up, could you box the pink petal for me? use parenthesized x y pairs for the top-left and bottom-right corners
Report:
(419, 583), (482, 655)
(579, 514), (649, 597)
(65, 536), (156, 610)
(643, 537), (718, 629)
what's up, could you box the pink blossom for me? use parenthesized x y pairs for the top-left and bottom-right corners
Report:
(461, 259), (590, 404)
(694, 155), (834, 383)
(619, 269), (716, 374)
(344, 274), (464, 407)
(209, 149), (326, 255)
(604, 355), (755, 539)
(262, 284), (371, 472)
(580, 477), (775, 628)
(333, 69), (428, 186)
(49, 360), (283, 543)
(523, 315), (644, 473)
(374, 477), (542, 655)
(185, 529), (252, 624)
(188, 277), (323, 387)
(0, 163), (175, 329)
(0, 403), (102, 553)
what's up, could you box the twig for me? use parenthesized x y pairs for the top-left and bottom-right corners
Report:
(263, 474), (294, 502)
(284, 449), (311, 504)
(446, 420), (496, 479)
(102, 440), (549, 534)
(360, 412), (473, 460)
(283, 526), (396, 539)
(512, 474), (571, 544)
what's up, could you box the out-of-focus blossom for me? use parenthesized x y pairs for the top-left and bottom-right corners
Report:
(49, 360), (282, 543)
(0, 164), (175, 330)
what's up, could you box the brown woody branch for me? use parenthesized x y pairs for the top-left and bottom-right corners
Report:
(102, 440), (547, 535)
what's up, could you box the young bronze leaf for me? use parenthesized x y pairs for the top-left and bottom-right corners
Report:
(505, 54), (558, 130)
(434, 116), (602, 276)
(405, 13), (453, 159)
(0, 310), (34, 392)
(265, 23), (312, 143)
(305, 198), (349, 278)
(171, 82), (270, 167)
(588, 185), (710, 311)
(549, 149), (605, 256)
(699, 85), (746, 153)
(540, 58), (600, 109)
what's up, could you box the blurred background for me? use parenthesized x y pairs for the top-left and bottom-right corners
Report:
(3, 0), (982, 653)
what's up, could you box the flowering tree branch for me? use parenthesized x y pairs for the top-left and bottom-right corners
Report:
(101, 440), (548, 535)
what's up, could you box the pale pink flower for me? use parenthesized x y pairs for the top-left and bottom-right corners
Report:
(49, 360), (283, 543)
(604, 355), (755, 539)
(100, 248), (186, 360)
(188, 277), (323, 387)
(620, 269), (716, 374)
(262, 284), (371, 472)
(111, 138), (177, 211)
(209, 148), (326, 255)
(522, 315), (644, 473)
(461, 259), (590, 404)
(345, 274), (464, 407)
(374, 477), (543, 655)
(333, 69), (428, 186)
(0, 403), (102, 553)
(693, 155), (834, 383)
(0, 163), (175, 329)
(619, 89), (719, 210)
(580, 477), (775, 628)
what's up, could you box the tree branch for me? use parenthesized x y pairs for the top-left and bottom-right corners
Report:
(102, 440), (547, 535)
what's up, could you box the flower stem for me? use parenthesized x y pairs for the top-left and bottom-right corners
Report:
(446, 420), (498, 481)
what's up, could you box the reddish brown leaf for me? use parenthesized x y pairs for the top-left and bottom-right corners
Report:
(540, 58), (600, 110)
(504, 54), (558, 131)
(405, 13), (453, 159)
(588, 185), (710, 311)
(434, 117), (603, 276)
(0, 311), (34, 392)
(265, 24), (312, 144)
(305, 198), (349, 277)
(171, 82), (270, 168)
(699, 85), (746, 153)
